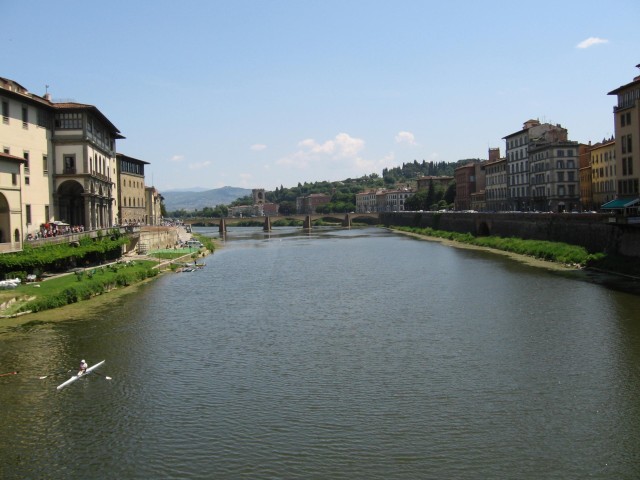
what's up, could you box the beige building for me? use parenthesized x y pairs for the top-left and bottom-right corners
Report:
(0, 152), (25, 251)
(608, 66), (640, 201)
(117, 153), (148, 224)
(1, 78), (53, 239)
(0, 77), (123, 241)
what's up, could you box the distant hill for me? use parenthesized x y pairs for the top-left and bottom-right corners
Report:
(162, 186), (252, 212)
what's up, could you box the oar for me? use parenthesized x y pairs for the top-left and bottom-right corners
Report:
(39, 369), (71, 379)
(89, 370), (112, 381)
(0, 371), (18, 377)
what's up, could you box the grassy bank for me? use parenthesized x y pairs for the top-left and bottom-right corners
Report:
(0, 260), (159, 317)
(393, 226), (604, 267)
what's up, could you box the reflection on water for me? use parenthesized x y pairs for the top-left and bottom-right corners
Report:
(1, 226), (639, 479)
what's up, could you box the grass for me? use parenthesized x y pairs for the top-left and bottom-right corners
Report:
(394, 226), (604, 267)
(0, 260), (159, 316)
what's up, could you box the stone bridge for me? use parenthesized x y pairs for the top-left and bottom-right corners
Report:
(185, 213), (380, 233)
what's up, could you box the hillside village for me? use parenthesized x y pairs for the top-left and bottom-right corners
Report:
(1, 64), (639, 253)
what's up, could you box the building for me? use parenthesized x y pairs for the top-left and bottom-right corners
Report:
(454, 162), (480, 210)
(503, 119), (570, 211)
(355, 190), (380, 213)
(0, 152), (25, 251)
(529, 139), (580, 212)
(0, 77), (124, 242)
(117, 153), (148, 225)
(485, 155), (508, 212)
(145, 186), (163, 225)
(608, 65), (640, 203)
(588, 138), (616, 209)
(380, 188), (414, 212)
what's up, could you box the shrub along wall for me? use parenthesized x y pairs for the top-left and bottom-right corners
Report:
(0, 236), (128, 279)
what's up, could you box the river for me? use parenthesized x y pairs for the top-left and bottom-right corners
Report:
(1, 226), (639, 479)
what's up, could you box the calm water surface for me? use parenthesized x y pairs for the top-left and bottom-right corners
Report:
(1, 227), (639, 479)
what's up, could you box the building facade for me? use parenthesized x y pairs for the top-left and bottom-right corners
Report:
(485, 156), (508, 211)
(0, 77), (128, 243)
(503, 120), (569, 211)
(608, 67), (640, 201)
(589, 138), (616, 209)
(117, 153), (148, 225)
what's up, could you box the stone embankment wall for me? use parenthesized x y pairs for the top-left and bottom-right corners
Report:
(138, 226), (179, 252)
(380, 212), (640, 257)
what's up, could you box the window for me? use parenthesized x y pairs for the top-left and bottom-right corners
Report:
(23, 152), (30, 174)
(557, 150), (565, 157)
(54, 112), (82, 129)
(557, 160), (564, 169)
(22, 106), (28, 128)
(25, 177), (30, 185)
(558, 185), (565, 196)
(1, 100), (8, 124)
(26, 204), (32, 225)
(64, 155), (75, 174)
(43, 155), (48, 174)
(45, 205), (49, 222)
(11, 173), (17, 186)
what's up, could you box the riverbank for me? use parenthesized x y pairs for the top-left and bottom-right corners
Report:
(0, 226), (215, 324)
(391, 227), (581, 272)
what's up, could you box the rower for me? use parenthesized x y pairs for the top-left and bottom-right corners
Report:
(79, 359), (88, 375)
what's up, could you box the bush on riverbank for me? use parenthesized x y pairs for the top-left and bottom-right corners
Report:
(0, 235), (128, 279)
(394, 226), (604, 266)
(5, 261), (159, 315)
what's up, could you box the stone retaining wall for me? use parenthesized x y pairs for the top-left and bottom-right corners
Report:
(380, 212), (640, 257)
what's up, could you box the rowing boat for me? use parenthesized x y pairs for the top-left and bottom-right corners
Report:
(56, 360), (105, 390)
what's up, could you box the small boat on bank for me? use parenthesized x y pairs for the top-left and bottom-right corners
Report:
(56, 360), (105, 390)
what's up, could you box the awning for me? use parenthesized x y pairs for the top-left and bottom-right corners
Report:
(601, 197), (640, 209)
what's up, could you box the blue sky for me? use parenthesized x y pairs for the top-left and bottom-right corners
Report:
(3, 0), (639, 192)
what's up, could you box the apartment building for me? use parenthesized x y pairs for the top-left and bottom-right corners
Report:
(485, 156), (508, 212)
(608, 66), (640, 201)
(529, 139), (580, 212)
(380, 188), (414, 212)
(355, 190), (379, 213)
(503, 119), (569, 211)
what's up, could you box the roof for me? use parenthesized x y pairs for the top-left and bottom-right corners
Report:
(0, 152), (27, 164)
(607, 75), (640, 96)
(601, 197), (640, 209)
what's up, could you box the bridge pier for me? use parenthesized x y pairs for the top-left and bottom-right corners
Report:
(303, 215), (312, 229)
(219, 218), (227, 234)
(264, 216), (272, 232)
(342, 213), (351, 228)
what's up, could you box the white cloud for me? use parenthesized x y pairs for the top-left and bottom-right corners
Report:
(188, 161), (212, 170)
(576, 37), (609, 49)
(170, 154), (185, 162)
(277, 132), (366, 169)
(250, 144), (267, 151)
(395, 131), (418, 146)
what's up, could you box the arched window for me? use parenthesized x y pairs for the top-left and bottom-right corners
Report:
(14, 229), (20, 242)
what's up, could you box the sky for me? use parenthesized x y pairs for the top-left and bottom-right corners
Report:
(2, 0), (640, 192)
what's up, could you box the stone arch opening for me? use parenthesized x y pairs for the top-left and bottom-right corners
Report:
(57, 180), (85, 226)
(477, 221), (491, 237)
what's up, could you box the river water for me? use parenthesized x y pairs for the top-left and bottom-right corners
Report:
(0, 226), (639, 479)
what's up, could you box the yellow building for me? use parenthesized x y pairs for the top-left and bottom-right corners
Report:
(117, 153), (148, 225)
(590, 138), (616, 208)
